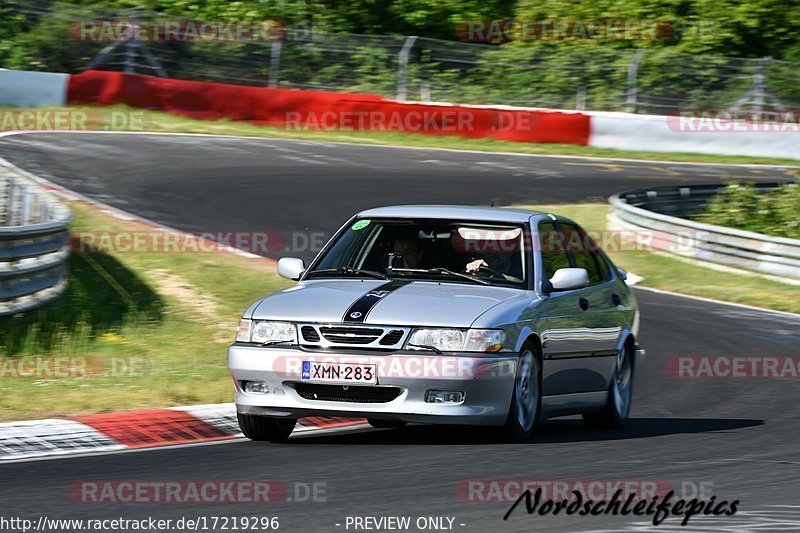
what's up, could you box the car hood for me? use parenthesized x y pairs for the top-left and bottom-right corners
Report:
(249, 279), (522, 327)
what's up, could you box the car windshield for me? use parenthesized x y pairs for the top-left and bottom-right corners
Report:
(306, 218), (528, 288)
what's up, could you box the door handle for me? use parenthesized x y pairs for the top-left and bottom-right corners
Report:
(612, 294), (621, 306)
(579, 297), (589, 311)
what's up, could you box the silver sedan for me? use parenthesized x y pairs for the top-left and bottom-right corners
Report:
(228, 205), (644, 442)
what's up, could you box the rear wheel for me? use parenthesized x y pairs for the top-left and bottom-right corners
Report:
(237, 413), (296, 442)
(501, 346), (541, 441)
(583, 342), (634, 428)
(367, 419), (407, 429)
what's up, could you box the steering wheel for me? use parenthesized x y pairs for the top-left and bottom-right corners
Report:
(464, 262), (505, 280)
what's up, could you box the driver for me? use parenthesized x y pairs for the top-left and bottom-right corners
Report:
(465, 253), (522, 282)
(391, 237), (425, 269)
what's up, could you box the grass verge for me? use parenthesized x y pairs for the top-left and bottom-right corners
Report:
(0, 200), (290, 422)
(3, 105), (800, 167)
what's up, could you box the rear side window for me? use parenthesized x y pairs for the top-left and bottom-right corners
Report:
(538, 221), (570, 279)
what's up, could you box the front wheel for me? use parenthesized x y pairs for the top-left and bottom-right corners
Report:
(583, 342), (634, 428)
(237, 413), (296, 442)
(501, 347), (541, 441)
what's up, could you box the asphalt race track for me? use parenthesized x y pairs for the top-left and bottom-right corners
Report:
(0, 133), (795, 262)
(1, 133), (799, 532)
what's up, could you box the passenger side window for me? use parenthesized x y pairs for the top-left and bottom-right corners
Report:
(560, 223), (603, 285)
(538, 221), (570, 279)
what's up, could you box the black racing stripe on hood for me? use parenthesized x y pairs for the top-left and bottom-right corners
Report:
(342, 280), (412, 323)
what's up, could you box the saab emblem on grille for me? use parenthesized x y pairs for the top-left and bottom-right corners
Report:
(366, 290), (391, 298)
(349, 311), (363, 319)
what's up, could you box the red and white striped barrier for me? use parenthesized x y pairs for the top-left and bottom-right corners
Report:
(2, 68), (798, 159)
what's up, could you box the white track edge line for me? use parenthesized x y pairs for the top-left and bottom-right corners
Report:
(633, 285), (800, 319)
(1, 129), (798, 169)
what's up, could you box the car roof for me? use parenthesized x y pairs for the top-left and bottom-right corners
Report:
(356, 205), (549, 224)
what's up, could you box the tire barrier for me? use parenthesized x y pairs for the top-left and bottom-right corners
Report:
(0, 159), (72, 316)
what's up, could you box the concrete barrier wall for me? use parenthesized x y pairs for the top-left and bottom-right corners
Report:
(588, 111), (800, 160)
(0, 69), (69, 107)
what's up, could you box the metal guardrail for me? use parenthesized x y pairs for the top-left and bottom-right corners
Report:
(0, 159), (72, 316)
(608, 183), (800, 280)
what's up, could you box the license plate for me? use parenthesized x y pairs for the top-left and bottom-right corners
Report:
(301, 361), (377, 384)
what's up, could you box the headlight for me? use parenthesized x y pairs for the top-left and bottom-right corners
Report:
(408, 329), (465, 351)
(407, 328), (505, 352)
(235, 319), (297, 344)
(252, 321), (297, 344)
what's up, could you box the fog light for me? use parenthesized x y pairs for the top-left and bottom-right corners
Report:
(243, 381), (269, 394)
(426, 390), (465, 404)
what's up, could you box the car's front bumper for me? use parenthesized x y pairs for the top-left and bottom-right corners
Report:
(228, 344), (519, 426)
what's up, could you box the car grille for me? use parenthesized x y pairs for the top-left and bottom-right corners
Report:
(294, 383), (402, 403)
(319, 326), (383, 344)
(380, 330), (404, 345)
(298, 324), (409, 349)
(300, 326), (321, 343)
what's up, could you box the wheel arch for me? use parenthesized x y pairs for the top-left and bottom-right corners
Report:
(620, 331), (638, 372)
(516, 329), (543, 364)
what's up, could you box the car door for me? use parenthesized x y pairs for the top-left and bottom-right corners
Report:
(536, 220), (601, 395)
(537, 219), (627, 395)
(558, 222), (623, 360)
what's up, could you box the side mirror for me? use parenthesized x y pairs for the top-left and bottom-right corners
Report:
(616, 266), (628, 281)
(548, 268), (589, 291)
(277, 257), (306, 281)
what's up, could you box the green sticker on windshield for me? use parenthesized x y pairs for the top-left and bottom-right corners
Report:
(351, 219), (371, 231)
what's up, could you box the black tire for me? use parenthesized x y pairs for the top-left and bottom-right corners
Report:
(501, 344), (542, 441)
(583, 342), (634, 429)
(237, 412), (296, 442)
(367, 419), (408, 429)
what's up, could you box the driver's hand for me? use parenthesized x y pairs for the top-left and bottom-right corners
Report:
(466, 259), (488, 273)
